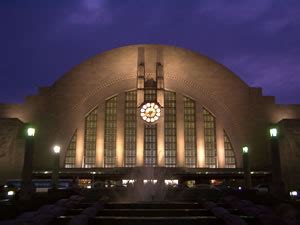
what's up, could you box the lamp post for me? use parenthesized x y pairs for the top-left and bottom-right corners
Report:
(242, 145), (252, 189)
(52, 145), (61, 190)
(20, 126), (36, 200)
(269, 127), (285, 197)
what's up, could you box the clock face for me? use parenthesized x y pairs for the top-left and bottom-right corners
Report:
(140, 102), (161, 123)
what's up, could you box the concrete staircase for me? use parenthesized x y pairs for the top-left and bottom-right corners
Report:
(54, 201), (259, 225)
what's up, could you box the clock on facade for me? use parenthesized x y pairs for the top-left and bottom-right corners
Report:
(140, 102), (161, 123)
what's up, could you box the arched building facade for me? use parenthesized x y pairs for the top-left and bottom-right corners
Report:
(1, 45), (300, 189)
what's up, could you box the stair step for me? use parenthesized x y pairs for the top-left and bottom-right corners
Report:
(89, 216), (225, 225)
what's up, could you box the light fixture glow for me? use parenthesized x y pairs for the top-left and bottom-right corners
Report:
(290, 191), (298, 196)
(7, 191), (15, 196)
(143, 179), (157, 184)
(122, 179), (135, 186)
(164, 180), (179, 185)
(242, 146), (249, 154)
(53, 145), (61, 154)
(27, 127), (35, 137)
(270, 128), (278, 137)
(140, 102), (161, 123)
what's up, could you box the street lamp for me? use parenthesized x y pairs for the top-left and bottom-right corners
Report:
(52, 145), (61, 190)
(269, 128), (278, 138)
(242, 146), (249, 154)
(53, 145), (61, 154)
(26, 127), (36, 137)
(21, 125), (36, 200)
(269, 127), (285, 197)
(242, 145), (252, 189)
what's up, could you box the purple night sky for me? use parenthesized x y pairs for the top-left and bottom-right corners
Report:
(0, 0), (299, 104)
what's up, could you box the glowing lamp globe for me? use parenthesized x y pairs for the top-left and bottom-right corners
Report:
(242, 146), (249, 154)
(53, 145), (61, 154)
(27, 127), (35, 137)
(269, 128), (278, 137)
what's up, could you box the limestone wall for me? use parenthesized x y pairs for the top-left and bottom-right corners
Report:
(0, 118), (24, 183)
(279, 119), (300, 190)
(0, 45), (299, 173)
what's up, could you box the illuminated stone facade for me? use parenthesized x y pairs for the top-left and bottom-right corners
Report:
(0, 45), (300, 189)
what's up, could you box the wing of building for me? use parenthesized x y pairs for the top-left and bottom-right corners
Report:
(1, 44), (300, 189)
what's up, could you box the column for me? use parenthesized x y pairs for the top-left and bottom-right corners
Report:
(157, 83), (165, 166)
(216, 121), (225, 168)
(243, 147), (252, 189)
(176, 93), (185, 167)
(75, 120), (85, 168)
(96, 106), (105, 167)
(20, 129), (35, 200)
(196, 104), (205, 167)
(116, 93), (125, 167)
(270, 131), (285, 196)
(157, 110), (165, 166)
(136, 89), (144, 166)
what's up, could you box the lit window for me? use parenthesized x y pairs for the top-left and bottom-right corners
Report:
(224, 131), (236, 168)
(64, 131), (77, 168)
(204, 109), (217, 168)
(104, 97), (117, 168)
(144, 124), (157, 166)
(144, 88), (157, 166)
(164, 91), (177, 167)
(124, 91), (137, 167)
(84, 108), (98, 168)
(184, 97), (196, 168)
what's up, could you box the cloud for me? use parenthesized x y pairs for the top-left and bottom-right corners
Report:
(66, 0), (112, 25)
(262, 17), (291, 33)
(195, 0), (300, 33)
(221, 52), (300, 102)
(260, 5), (300, 34)
(197, 0), (272, 24)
